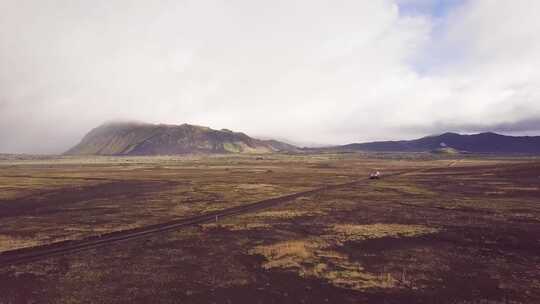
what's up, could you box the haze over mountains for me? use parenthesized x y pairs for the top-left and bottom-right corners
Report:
(66, 122), (298, 156)
(65, 122), (540, 156)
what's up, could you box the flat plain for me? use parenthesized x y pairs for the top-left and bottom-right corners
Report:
(0, 153), (539, 303)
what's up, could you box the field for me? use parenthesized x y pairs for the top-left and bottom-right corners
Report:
(0, 153), (539, 303)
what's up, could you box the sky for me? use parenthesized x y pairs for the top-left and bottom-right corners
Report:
(1, 0), (540, 153)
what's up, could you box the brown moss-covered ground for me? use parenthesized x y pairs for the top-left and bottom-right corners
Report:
(0, 154), (539, 303)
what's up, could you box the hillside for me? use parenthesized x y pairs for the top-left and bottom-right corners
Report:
(65, 122), (298, 155)
(337, 132), (540, 154)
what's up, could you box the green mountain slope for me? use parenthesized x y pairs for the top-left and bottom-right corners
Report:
(65, 122), (298, 155)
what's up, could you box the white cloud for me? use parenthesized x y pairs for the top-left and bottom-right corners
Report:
(424, 0), (540, 126)
(0, 0), (539, 153)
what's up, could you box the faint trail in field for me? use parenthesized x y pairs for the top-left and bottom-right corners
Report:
(0, 166), (438, 267)
(395, 202), (495, 214)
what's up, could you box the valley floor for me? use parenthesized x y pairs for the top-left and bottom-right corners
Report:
(0, 154), (539, 303)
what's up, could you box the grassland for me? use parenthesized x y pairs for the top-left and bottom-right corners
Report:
(0, 153), (539, 303)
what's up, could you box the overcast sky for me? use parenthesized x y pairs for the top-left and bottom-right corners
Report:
(1, 0), (540, 153)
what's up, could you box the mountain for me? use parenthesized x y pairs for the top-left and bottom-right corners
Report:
(337, 132), (540, 154)
(65, 121), (298, 155)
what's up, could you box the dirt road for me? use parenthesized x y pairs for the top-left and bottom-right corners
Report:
(0, 168), (427, 267)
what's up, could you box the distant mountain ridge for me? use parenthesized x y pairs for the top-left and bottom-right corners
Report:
(337, 132), (540, 154)
(65, 122), (298, 155)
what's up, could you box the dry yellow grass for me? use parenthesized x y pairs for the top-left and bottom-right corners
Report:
(501, 186), (539, 191)
(331, 223), (439, 242)
(249, 238), (398, 290)
(202, 222), (271, 231)
(243, 210), (323, 220)
(202, 209), (323, 232)
(249, 240), (323, 269)
(373, 182), (437, 196)
(235, 184), (276, 190)
(0, 235), (40, 252)
(248, 223), (439, 291)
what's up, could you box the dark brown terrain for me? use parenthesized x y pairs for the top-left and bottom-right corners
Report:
(0, 154), (539, 303)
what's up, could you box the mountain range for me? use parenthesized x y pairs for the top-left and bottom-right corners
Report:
(66, 122), (540, 155)
(335, 132), (540, 154)
(65, 122), (298, 155)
